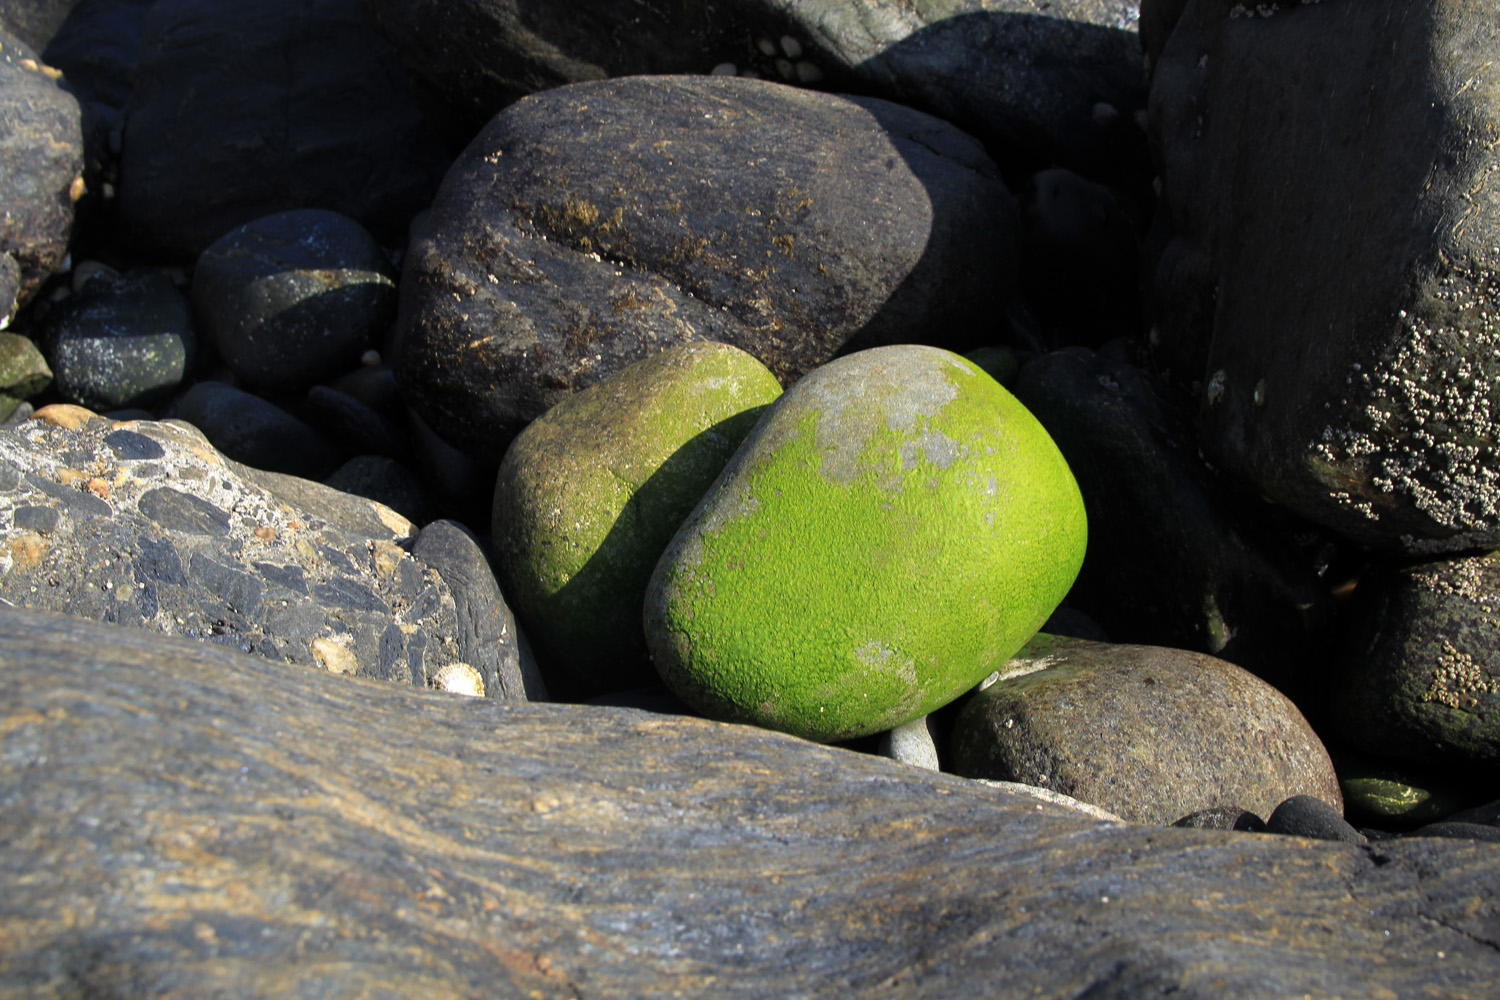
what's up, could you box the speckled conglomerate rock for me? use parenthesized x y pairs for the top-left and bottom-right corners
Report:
(2, 605), (1499, 998)
(0, 409), (532, 699)
(1149, 0), (1500, 553)
(392, 74), (1018, 459)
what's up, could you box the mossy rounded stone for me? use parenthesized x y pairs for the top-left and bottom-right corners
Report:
(643, 344), (1087, 742)
(492, 341), (781, 700)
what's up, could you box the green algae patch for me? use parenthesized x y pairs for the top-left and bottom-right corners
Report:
(644, 344), (1087, 742)
(492, 342), (781, 700)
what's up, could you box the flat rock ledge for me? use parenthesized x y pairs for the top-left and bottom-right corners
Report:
(2, 608), (1498, 997)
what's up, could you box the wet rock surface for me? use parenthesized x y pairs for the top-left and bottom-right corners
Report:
(3, 605), (1500, 998)
(393, 74), (1018, 458)
(0, 411), (526, 695)
(1149, 0), (1500, 553)
(950, 634), (1342, 824)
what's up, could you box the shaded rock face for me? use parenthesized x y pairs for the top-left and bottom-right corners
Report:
(950, 635), (1343, 824)
(1149, 0), (1500, 553)
(3, 606), (1500, 997)
(1013, 346), (1333, 701)
(360, 0), (1147, 187)
(0, 28), (83, 323)
(1334, 550), (1500, 769)
(114, 0), (448, 258)
(0, 411), (533, 699)
(393, 74), (1018, 459)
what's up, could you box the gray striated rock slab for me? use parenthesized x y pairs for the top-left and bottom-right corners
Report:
(1, 606), (1499, 997)
(1149, 0), (1500, 553)
(0, 410), (527, 697)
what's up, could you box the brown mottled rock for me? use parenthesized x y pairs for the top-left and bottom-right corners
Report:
(950, 635), (1342, 824)
(1333, 550), (1500, 768)
(2, 607), (1500, 996)
(394, 74), (1018, 458)
(1149, 0), (1500, 553)
(0, 28), (83, 323)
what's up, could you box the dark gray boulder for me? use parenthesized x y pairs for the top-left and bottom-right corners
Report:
(192, 209), (397, 394)
(39, 268), (196, 410)
(40, 0), (155, 113)
(393, 74), (1018, 458)
(0, 0), (78, 51)
(1013, 346), (1333, 700)
(114, 0), (448, 258)
(361, 0), (1148, 187)
(0, 411), (529, 697)
(950, 634), (1343, 824)
(1332, 550), (1500, 769)
(1149, 0), (1500, 553)
(2, 605), (1499, 996)
(1266, 795), (1366, 845)
(173, 381), (342, 480)
(0, 28), (83, 324)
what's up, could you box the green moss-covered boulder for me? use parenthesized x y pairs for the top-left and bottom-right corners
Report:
(644, 344), (1087, 742)
(0, 330), (51, 419)
(493, 341), (781, 700)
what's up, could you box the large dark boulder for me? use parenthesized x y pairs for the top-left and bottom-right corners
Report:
(2, 605), (1499, 996)
(393, 74), (1018, 458)
(114, 0), (448, 258)
(1149, 0), (1500, 554)
(1013, 346), (1333, 700)
(0, 28), (84, 324)
(360, 0), (1148, 187)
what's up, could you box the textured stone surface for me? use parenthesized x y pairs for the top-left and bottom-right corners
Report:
(172, 381), (341, 481)
(39, 268), (195, 410)
(362, 0), (1147, 186)
(1013, 346), (1333, 699)
(192, 209), (397, 394)
(494, 342), (779, 701)
(0, 28), (83, 322)
(393, 74), (1018, 458)
(0, 412), (525, 694)
(3, 605), (1500, 997)
(115, 0), (447, 257)
(646, 345), (1086, 742)
(1149, 0), (1500, 553)
(1333, 550), (1500, 767)
(0, 332), (51, 420)
(951, 635), (1342, 824)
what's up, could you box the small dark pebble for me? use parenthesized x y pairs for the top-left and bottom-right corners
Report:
(1172, 807), (1266, 832)
(1264, 795), (1366, 844)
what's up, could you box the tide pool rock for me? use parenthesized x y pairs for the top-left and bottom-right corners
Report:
(950, 635), (1343, 825)
(494, 341), (781, 701)
(644, 344), (1086, 743)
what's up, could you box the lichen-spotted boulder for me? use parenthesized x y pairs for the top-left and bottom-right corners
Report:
(644, 344), (1086, 742)
(493, 342), (781, 701)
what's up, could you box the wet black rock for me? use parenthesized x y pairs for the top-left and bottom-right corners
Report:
(173, 380), (340, 480)
(1149, 0), (1500, 553)
(115, 0), (447, 258)
(1332, 551), (1500, 769)
(1013, 346), (1333, 699)
(40, 268), (195, 409)
(394, 74), (1018, 458)
(192, 209), (396, 394)
(1265, 795), (1366, 845)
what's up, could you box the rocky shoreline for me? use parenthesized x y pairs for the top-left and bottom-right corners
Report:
(1, 0), (1498, 995)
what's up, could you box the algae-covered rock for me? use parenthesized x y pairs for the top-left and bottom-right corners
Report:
(494, 342), (781, 700)
(644, 344), (1086, 742)
(0, 330), (51, 419)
